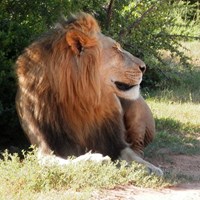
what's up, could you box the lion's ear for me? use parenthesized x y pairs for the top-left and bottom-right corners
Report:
(66, 30), (97, 55)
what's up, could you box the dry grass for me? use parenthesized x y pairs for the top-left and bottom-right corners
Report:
(0, 149), (170, 200)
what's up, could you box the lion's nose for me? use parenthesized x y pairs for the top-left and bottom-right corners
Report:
(139, 64), (146, 73)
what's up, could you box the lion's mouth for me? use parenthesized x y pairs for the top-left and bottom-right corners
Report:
(114, 81), (137, 91)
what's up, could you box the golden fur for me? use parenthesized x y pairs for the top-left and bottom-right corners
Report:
(121, 96), (155, 157)
(16, 13), (162, 175)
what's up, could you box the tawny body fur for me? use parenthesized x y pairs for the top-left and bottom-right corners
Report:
(121, 96), (155, 157)
(15, 13), (162, 175)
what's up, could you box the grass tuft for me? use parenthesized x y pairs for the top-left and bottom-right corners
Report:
(0, 148), (170, 200)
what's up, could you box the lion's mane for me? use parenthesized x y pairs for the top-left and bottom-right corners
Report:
(16, 13), (126, 159)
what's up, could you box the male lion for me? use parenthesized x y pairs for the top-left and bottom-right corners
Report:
(16, 13), (162, 175)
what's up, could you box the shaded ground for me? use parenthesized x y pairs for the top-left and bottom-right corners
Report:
(91, 154), (200, 200)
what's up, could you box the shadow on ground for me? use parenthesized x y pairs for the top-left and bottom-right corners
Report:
(145, 117), (200, 157)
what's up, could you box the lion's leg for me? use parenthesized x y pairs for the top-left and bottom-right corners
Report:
(121, 96), (155, 156)
(120, 147), (163, 176)
(120, 97), (163, 176)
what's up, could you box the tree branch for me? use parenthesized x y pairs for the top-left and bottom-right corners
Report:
(163, 34), (200, 40)
(106, 0), (115, 29)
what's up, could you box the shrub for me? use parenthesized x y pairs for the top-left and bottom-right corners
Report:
(0, 0), (72, 148)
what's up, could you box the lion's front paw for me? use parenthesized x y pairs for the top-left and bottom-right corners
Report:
(147, 166), (163, 176)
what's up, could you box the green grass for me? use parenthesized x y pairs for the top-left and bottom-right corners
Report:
(150, 101), (200, 133)
(0, 149), (170, 200)
(144, 98), (200, 160)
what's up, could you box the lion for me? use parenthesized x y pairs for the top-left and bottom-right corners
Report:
(15, 13), (162, 175)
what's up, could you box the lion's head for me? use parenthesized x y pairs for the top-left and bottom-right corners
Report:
(63, 13), (146, 103)
(99, 34), (146, 100)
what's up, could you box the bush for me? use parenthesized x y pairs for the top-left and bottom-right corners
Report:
(0, 0), (199, 149)
(0, 0), (72, 149)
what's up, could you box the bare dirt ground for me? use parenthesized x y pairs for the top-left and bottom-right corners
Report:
(92, 183), (200, 200)
(92, 154), (200, 200)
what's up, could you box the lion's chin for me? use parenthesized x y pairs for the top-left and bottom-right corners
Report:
(116, 85), (140, 100)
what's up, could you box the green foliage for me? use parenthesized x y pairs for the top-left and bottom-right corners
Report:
(0, 0), (73, 148)
(0, 0), (199, 148)
(168, 1), (200, 37)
